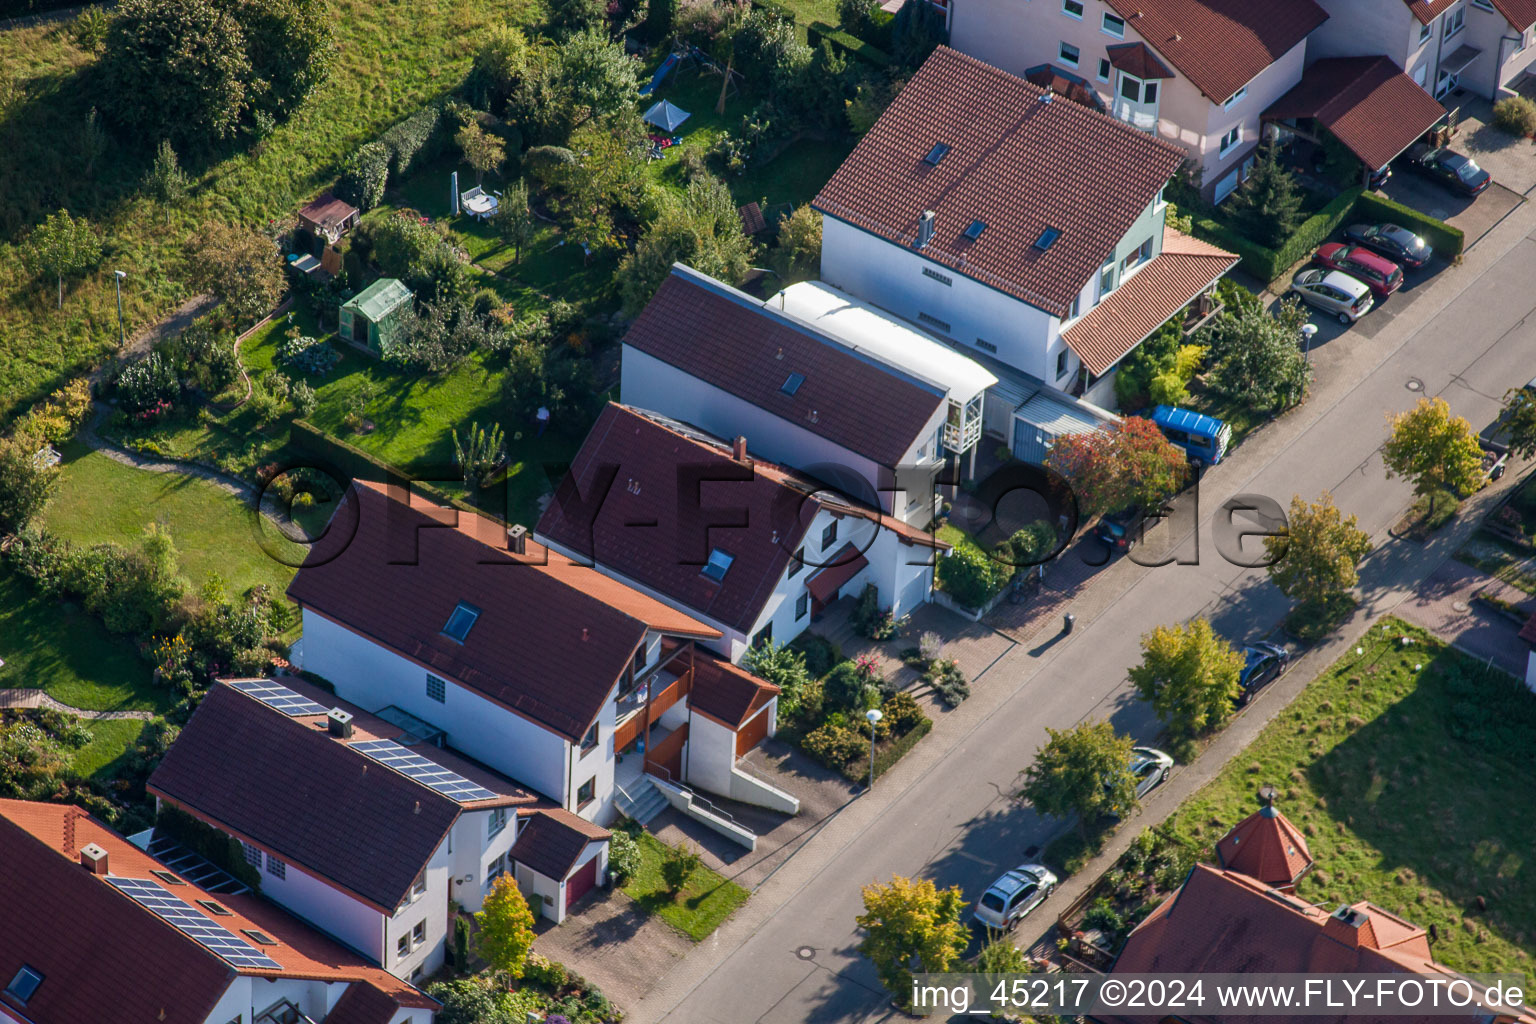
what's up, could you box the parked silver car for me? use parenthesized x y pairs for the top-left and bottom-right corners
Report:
(1289, 268), (1374, 324)
(972, 864), (1058, 930)
(1129, 746), (1173, 799)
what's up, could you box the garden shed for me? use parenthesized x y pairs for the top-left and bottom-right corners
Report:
(339, 278), (413, 356)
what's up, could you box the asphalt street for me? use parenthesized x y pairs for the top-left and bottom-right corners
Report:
(629, 203), (1536, 1024)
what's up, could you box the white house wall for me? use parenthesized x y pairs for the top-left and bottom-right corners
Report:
(446, 807), (518, 913)
(241, 837), (385, 965)
(685, 712), (738, 795)
(299, 610), (573, 805)
(382, 839), (450, 983)
(821, 217), (1064, 381)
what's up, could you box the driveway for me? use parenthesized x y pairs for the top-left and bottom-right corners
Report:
(1392, 558), (1535, 676)
(1448, 94), (1536, 196)
(1379, 171), (1524, 252)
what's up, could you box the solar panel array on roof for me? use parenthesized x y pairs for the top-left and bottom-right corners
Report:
(105, 876), (283, 971)
(229, 679), (330, 717)
(350, 739), (499, 803)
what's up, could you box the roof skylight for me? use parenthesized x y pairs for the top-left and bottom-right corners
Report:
(4, 966), (43, 1004)
(964, 220), (987, 241)
(1034, 227), (1062, 251)
(923, 143), (951, 166)
(781, 372), (805, 395)
(442, 602), (480, 643)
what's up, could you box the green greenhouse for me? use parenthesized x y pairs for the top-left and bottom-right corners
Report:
(338, 278), (413, 357)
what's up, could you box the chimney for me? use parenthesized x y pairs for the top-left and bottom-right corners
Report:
(916, 210), (936, 249)
(327, 707), (354, 739)
(80, 842), (109, 876)
(732, 436), (749, 463)
(507, 524), (527, 555)
(1324, 905), (1378, 948)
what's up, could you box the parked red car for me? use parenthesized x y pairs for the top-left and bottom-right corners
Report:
(1313, 243), (1403, 300)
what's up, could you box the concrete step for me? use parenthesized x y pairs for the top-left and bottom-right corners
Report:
(617, 777), (669, 825)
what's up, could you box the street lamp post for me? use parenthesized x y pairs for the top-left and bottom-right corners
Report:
(113, 270), (127, 346)
(865, 708), (884, 791)
(1300, 322), (1318, 364)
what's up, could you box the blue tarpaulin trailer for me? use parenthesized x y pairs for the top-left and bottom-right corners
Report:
(1153, 405), (1231, 465)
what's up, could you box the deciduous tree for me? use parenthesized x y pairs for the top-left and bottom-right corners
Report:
(1499, 384), (1536, 460)
(1264, 491), (1372, 610)
(475, 875), (536, 981)
(0, 428), (59, 534)
(774, 203), (822, 279)
(186, 221), (284, 327)
(856, 875), (969, 1004)
(22, 209), (102, 309)
(1019, 720), (1136, 837)
(1202, 296), (1312, 412)
(456, 121), (506, 186)
(1128, 618), (1243, 741)
(99, 0), (250, 143)
(1045, 415), (1187, 520)
(451, 421), (507, 490)
(490, 180), (535, 264)
(619, 174), (756, 312)
(1382, 397), (1485, 517)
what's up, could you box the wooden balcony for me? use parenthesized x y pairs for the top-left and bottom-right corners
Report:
(611, 643), (695, 753)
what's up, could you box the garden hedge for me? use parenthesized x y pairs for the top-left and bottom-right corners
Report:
(866, 714), (932, 781)
(1189, 186), (1363, 285)
(807, 21), (893, 66)
(1353, 191), (1465, 260)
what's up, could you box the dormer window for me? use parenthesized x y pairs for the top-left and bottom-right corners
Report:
(702, 549), (734, 582)
(923, 143), (950, 166)
(4, 966), (43, 1004)
(442, 602), (480, 643)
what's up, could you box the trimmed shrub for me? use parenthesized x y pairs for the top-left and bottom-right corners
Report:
(881, 691), (926, 735)
(936, 543), (1009, 610)
(337, 142), (389, 211)
(803, 721), (865, 767)
(787, 632), (842, 677)
(378, 102), (446, 176)
(1492, 95), (1536, 138)
(806, 20), (892, 66)
(823, 661), (872, 711)
(606, 829), (641, 886)
(1353, 191), (1464, 260)
(869, 714), (932, 779)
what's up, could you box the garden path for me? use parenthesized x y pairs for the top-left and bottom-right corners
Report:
(0, 687), (155, 721)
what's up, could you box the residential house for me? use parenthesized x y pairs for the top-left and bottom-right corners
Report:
(149, 679), (606, 973)
(621, 264), (993, 522)
(1308, 0), (1536, 102)
(1092, 801), (1536, 1024)
(537, 403), (949, 665)
(947, 0), (1328, 201)
(286, 480), (791, 839)
(0, 798), (436, 1024)
(339, 279), (413, 357)
(813, 47), (1238, 457)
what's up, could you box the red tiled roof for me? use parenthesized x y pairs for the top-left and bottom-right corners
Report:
(1023, 64), (1109, 113)
(805, 543), (870, 604)
(1097, 864), (1536, 1024)
(149, 683), (462, 912)
(509, 808), (609, 881)
(1492, 0), (1536, 28)
(1213, 805), (1314, 888)
(538, 405), (947, 635)
(288, 480), (719, 743)
(814, 47), (1187, 319)
(623, 267), (947, 467)
(1264, 56), (1446, 171)
(1403, 0), (1459, 25)
(0, 800), (435, 1024)
(298, 191), (359, 229)
(1105, 42), (1174, 80)
(690, 649), (780, 727)
(1061, 227), (1237, 377)
(1103, 0), (1328, 102)
(325, 980), (411, 1024)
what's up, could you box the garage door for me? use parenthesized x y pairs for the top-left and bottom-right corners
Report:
(897, 570), (930, 617)
(565, 856), (599, 912)
(735, 705), (771, 756)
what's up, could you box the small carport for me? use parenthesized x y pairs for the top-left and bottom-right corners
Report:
(510, 808), (611, 923)
(1263, 56), (1448, 186)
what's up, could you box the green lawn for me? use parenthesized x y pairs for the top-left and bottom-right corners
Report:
(72, 719), (152, 781)
(621, 831), (750, 941)
(43, 442), (302, 600)
(0, 567), (170, 715)
(1163, 619), (1536, 983)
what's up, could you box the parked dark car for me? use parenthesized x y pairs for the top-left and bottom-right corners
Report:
(1342, 223), (1432, 268)
(1095, 506), (1144, 554)
(1237, 642), (1291, 704)
(1408, 144), (1491, 196)
(1313, 243), (1403, 300)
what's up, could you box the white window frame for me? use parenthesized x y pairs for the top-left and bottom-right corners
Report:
(1218, 125), (1241, 156)
(412, 920), (426, 947)
(488, 805), (508, 838)
(397, 933), (410, 959)
(1098, 257), (1116, 300)
(795, 590), (809, 620)
(1419, 18), (1433, 42)
(1471, 0), (1494, 10)
(1055, 348), (1070, 379)
(1223, 85), (1247, 110)
(1059, 41), (1081, 67)
(1062, 0), (1084, 18)
(265, 853), (286, 880)
(1153, 184), (1167, 211)
(1097, 57), (1112, 82)
(1118, 72), (1157, 104)
(1101, 12), (1125, 37)
(1444, 4), (1465, 37)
